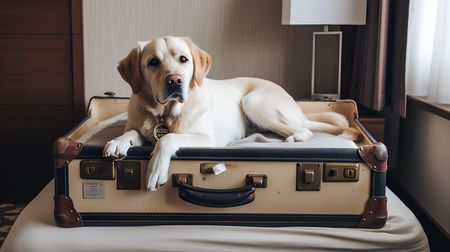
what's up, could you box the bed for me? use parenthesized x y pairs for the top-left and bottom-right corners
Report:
(1, 180), (429, 252)
(1, 110), (429, 251)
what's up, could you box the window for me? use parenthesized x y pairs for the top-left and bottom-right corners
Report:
(406, 0), (450, 104)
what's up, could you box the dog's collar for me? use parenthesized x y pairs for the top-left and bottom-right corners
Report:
(152, 99), (182, 141)
(155, 116), (165, 124)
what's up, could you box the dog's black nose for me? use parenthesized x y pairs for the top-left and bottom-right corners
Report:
(165, 74), (183, 86)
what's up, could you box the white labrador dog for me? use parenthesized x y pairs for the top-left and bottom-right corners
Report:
(103, 36), (360, 191)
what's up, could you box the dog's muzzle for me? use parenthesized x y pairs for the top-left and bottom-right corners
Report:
(164, 74), (185, 103)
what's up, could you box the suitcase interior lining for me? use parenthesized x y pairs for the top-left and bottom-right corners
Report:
(78, 112), (358, 150)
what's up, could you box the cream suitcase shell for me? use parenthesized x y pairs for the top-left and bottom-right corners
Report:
(53, 97), (388, 228)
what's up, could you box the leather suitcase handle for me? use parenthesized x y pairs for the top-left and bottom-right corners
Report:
(178, 183), (255, 207)
(173, 174), (266, 208)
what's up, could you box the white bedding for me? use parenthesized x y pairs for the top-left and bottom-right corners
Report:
(1, 181), (429, 252)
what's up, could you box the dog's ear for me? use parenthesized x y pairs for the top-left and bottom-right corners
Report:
(185, 37), (212, 87)
(117, 47), (143, 94)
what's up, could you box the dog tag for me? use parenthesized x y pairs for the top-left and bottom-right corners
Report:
(153, 123), (169, 141)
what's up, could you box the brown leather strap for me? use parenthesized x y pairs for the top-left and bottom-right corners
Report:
(358, 196), (387, 228)
(358, 142), (388, 173)
(53, 137), (83, 227)
(54, 195), (83, 227)
(53, 137), (82, 169)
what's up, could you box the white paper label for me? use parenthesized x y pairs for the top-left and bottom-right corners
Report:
(212, 163), (227, 175)
(83, 181), (105, 199)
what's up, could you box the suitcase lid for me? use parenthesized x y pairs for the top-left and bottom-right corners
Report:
(84, 96), (359, 121)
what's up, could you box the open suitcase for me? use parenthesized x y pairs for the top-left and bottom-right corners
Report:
(53, 97), (388, 228)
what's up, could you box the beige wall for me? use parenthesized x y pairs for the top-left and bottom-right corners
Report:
(82, 0), (324, 104)
(398, 103), (450, 236)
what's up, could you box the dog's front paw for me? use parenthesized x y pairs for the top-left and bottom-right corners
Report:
(145, 152), (170, 191)
(103, 137), (132, 158)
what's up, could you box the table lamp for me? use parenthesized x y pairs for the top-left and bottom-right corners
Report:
(282, 0), (367, 100)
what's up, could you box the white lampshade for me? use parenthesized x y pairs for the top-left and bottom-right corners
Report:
(282, 0), (367, 25)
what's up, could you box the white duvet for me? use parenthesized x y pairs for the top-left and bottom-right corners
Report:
(1, 181), (429, 252)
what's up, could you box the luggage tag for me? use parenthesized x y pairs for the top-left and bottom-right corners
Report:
(200, 163), (228, 175)
(83, 181), (105, 199)
(212, 163), (227, 175)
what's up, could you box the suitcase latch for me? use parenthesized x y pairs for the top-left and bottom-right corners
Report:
(80, 160), (115, 180)
(323, 163), (359, 182)
(116, 161), (141, 190)
(296, 163), (322, 191)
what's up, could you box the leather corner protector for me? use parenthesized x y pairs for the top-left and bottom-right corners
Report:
(358, 196), (387, 229)
(54, 195), (83, 227)
(358, 142), (388, 173)
(54, 137), (82, 169)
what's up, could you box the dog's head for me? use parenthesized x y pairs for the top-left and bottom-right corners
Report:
(117, 36), (211, 106)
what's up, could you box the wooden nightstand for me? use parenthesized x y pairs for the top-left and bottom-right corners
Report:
(359, 117), (385, 142)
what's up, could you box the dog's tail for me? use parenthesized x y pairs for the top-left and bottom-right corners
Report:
(304, 112), (362, 142)
(305, 112), (349, 128)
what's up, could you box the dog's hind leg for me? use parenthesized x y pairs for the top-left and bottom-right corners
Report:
(242, 86), (361, 142)
(241, 88), (313, 142)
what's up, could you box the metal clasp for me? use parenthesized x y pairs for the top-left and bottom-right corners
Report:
(172, 174), (193, 187)
(246, 174), (268, 188)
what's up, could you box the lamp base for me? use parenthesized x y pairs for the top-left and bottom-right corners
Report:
(311, 28), (342, 100)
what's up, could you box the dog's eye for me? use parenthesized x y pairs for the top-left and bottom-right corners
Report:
(148, 58), (160, 67)
(179, 56), (188, 63)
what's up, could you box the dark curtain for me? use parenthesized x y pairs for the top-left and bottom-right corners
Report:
(341, 0), (409, 117)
